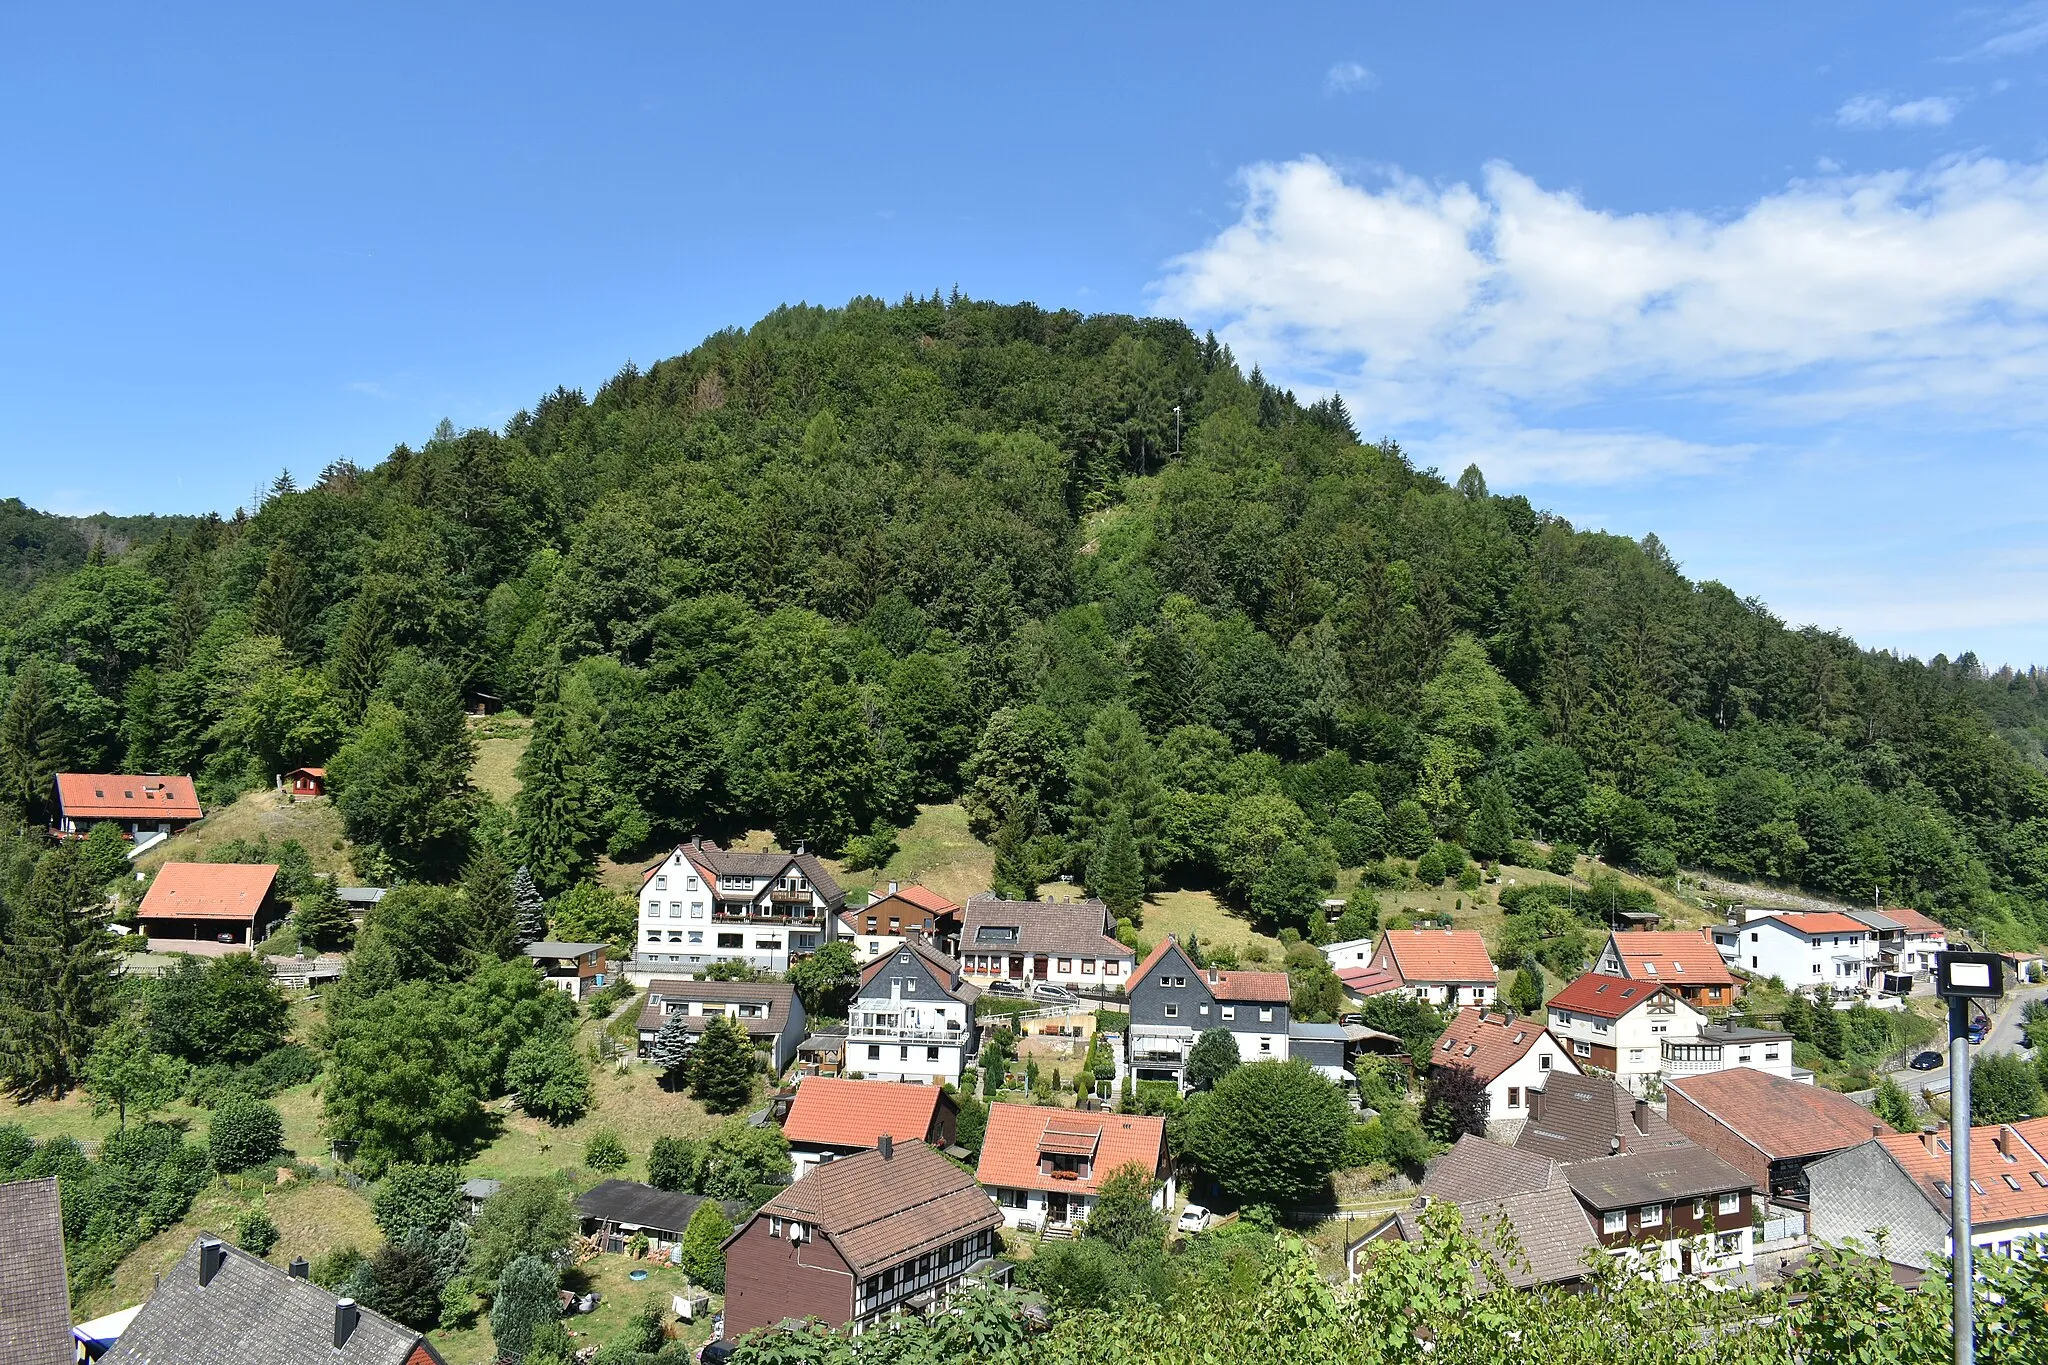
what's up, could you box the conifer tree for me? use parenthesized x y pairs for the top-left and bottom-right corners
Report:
(1086, 809), (1146, 920)
(0, 844), (120, 1096)
(689, 1016), (756, 1114)
(0, 660), (66, 823)
(329, 592), (392, 721)
(648, 1011), (696, 1090)
(511, 866), (548, 947)
(1073, 704), (1160, 876)
(990, 800), (1038, 901)
(295, 878), (357, 953)
(514, 695), (605, 895)
(1465, 779), (1515, 863)
(250, 546), (315, 659)
(460, 844), (518, 962)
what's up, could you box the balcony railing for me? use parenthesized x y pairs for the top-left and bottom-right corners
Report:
(711, 904), (822, 924)
(848, 1023), (966, 1046)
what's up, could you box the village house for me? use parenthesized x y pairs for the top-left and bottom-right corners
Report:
(53, 772), (202, 851)
(1665, 1067), (1890, 1208)
(1516, 1073), (1692, 1164)
(975, 1104), (1172, 1237)
(1428, 1008), (1581, 1133)
(1545, 973), (1732, 1095)
(846, 939), (980, 1085)
(1334, 928), (1497, 1008)
(134, 862), (286, 949)
(1845, 906), (1949, 992)
(959, 895), (1133, 990)
(1125, 937), (1292, 1088)
(636, 978), (807, 1075)
(520, 941), (609, 999)
(722, 1139), (1004, 1338)
(101, 1235), (444, 1364)
(1563, 1143), (1756, 1282)
(637, 837), (847, 975)
(1806, 1118), (2048, 1268)
(1718, 911), (1879, 997)
(839, 883), (962, 963)
(1592, 931), (1739, 1009)
(782, 1078), (960, 1179)
(575, 1180), (719, 1258)
(0, 1178), (73, 1365)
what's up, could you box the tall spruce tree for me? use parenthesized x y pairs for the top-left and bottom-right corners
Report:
(513, 694), (605, 895)
(460, 844), (518, 962)
(329, 592), (392, 721)
(511, 866), (548, 947)
(689, 1015), (756, 1114)
(250, 546), (315, 659)
(648, 1012), (696, 1091)
(295, 878), (357, 953)
(0, 661), (67, 823)
(1073, 703), (1160, 877)
(991, 800), (1039, 901)
(1086, 809), (1145, 920)
(0, 844), (120, 1096)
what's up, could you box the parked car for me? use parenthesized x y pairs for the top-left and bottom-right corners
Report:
(1909, 1051), (1943, 1070)
(701, 1342), (737, 1365)
(1177, 1204), (1213, 1234)
(984, 979), (1027, 997)
(1968, 1022), (1990, 1044)
(1033, 982), (1078, 1002)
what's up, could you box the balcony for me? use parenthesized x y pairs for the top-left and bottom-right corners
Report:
(711, 903), (822, 925)
(1130, 1035), (1187, 1062)
(848, 1022), (966, 1046)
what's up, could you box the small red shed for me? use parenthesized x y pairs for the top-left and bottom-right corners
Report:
(285, 767), (326, 798)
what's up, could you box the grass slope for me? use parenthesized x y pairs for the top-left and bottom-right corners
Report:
(468, 713), (532, 807)
(134, 788), (351, 879)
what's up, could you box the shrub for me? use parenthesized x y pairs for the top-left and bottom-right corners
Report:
(584, 1127), (628, 1172)
(208, 1095), (284, 1172)
(1545, 843), (1580, 876)
(647, 1136), (701, 1192)
(237, 1207), (279, 1258)
(310, 1244), (365, 1290)
(680, 1201), (734, 1291)
(507, 1034), (593, 1125)
(489, 1255), (561, 1360)
(1413, 849), (1446, 884)
(372, 1164), (465, 1242)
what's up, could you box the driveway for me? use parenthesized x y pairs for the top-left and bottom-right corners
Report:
(1901, 982), (2045, 1097)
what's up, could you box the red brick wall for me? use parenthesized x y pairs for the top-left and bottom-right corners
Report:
(1664, 1089), (1768, 1195)
(724, 1215), (856, 1339)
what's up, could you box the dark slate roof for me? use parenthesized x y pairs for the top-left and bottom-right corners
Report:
(635, 978), (800, 1037)
(0, 1178), (72, 1365)
(674, 840), (846, 908)
(857, 938), (979, 1004)
(1379, 1175), (1600, 1290)
(1562, 1143), (1752, 1210)
(102, 1236), (438, 1365)
(1515, 1074), (1690, 1164)
(1422, 1135), (1557, 1203)
(575, 1180), (708, 1237)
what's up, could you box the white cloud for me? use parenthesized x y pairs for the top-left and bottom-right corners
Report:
(1324, 61), (1377, 95)
(1835, 92), (1959, 129)
(1152, 154), (2048, 481)
(1954, 2), (2048, 60)
(1425, 423), (1751, 487)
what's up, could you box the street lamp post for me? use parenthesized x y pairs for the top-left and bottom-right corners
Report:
(1934, 950), (2005, 1365)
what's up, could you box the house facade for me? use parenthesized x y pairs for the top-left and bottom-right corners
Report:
(847, 940), (980, 1084)
(1563, 1144), (1756, 1282)
(1336, 929), (1498, 1007)
(134, 862), (285, 948)
(1545, 974), (1707, 1095)
(1721, 911), (1878, 997)
(1665, 1067), (1888, 1207)
(636, 838), (846, 975)
(284, 767), (326, 798)
(975, 1104), (1172, 1236)
(53, 772), (202, 847)
(1806, 1119), (2048, 1269)
(635, 978), (807, 1074)
(1593, 931), (1739, 1009)
(1846, 906), (1948, 992)
(959, 896), (1133, 989)
(840, 884), (962, 964)
(521, 941), (608, 999)
(1429, 1008), (1580, 1129)
(722, 1140), (1004, 1339)
(1125, 938), (1290, 1088)
(782, 1078), (959, 1179)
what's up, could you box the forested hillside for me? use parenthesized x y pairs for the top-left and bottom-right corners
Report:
(3, 292), (2048, 948)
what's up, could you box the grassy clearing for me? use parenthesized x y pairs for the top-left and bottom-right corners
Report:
(429, 1252), (716, 1365)
(135, 788), (352, 879)
(1138, 888), (1281, 961)
(469, 713), (533, 806)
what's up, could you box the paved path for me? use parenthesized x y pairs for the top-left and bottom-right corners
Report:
(1899, 983), (2045, 1096)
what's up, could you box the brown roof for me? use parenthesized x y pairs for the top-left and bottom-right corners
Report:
(1378, 929), (1497, 984)
(749, 1140), (1001, 1276)
(1422, 1134), (1557, 1203)
(137, 862), (278, 922)
(783, 1079), (948, 1150)
(1666, 1068), (1890, 1161)
(636, 978), (799, 1038)
(963, 895), (1131, 960)
(1563, 1143), (1752, 1210)
(1874, 1123), (2048, 1227)
(1880, 905), (1947, 937)
(1605, 931), (1735, 986)
(643, 838), (846, 907)
(0, 1179), (72, 1365)
(975, 1104), (1168, 1197)
(55, 772), (202, 821)
(1430, 1009), (1564, 1084)
(841, 885), (960, 936)
(1377, 1171), (1600, 1290)
(1205, 968), (1291, 1003)
(1546, 973), (1674, 1021)
(1516, 1074), (1690, 1164)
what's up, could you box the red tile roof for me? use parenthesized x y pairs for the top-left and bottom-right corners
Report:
(54, 773), (201, 822)
(1338, 967), (1402, 998)
(1546, 973), (1673, 1021)
(1206, 968), (1291, 1003)
(1378, 929), (1497, 984)
(782, 1078), (946, 1150)
(1880, 905), (1947, 937)
(1666, 1067), (1890, 1160)
(286, 767), (326, 779)
(1877, 1123), (2048, 1226)
(1606, 931), (1734, 986)
(1769, 912), (1872, 937)
(975, 1103), (1167, 1197)
(1431, 1008), (1565, 1084)
(888, 885), (958, 915)
(136, 862), (277, 922)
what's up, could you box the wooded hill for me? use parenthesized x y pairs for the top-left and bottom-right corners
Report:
(2, 292), (2047, 948)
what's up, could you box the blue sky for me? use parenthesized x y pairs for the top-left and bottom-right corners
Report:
(5, 4), (2048, 666)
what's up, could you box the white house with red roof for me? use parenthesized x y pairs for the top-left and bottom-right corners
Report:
(636, 836), (847, 975)
(975, 1103), (1171, 1235)
(53, 773), (202, 851)
(1593, 931), (1739, 1009)
(1333, 928), (1498, 1008)
(1126, 937), (1293, 1088)
(838, 883), (961, 964)
(781, 1077), (960, 1180)
(1545, 973), (1708, 1095)
(1723, 910), (1879, 998)
(1430, 1008), (1581, 1130)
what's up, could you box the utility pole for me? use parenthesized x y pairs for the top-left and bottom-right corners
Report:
(1935, 951), (2004, 1365)
(1172, 405), (1182, 458)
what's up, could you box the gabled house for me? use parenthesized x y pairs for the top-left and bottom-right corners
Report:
(1723, 911), (1878, 997)
(1845, 906), (1948, 993)
(134, 862), (285, 949)
(101, 1235), (444, 1364)
(521, 941), (608, 999)
(1125, 937), (1291, 1088)
(1515, 1073), (1692, 1164)
(637, 837), (846, 975)
(1665, 1067), (1891, 1207)
(847, 939), (979, 1084)
(1807, 1118), (2048, 1269)
(1544, 973), (1707, 1095)
(722, 1139), (1004, 1338)
(1563, 1144), (1756, 1282)
(1428, 1008), (1580, 1131)
(53, 772), (202, 847)
(636, 978), (807, 1074)
(576, 1180), (718, 1257)
(782, 1078), (960, 1179)
(959, 895), (1133, 989)
(975, 1104), (1172, 1236)
(0, 1178), (73, 1365)
(1593, 931), (1739, 1009)
(1337, 929), (1497, 1008)
(283, 767), (326, 798)
(840, 884), (962, 963)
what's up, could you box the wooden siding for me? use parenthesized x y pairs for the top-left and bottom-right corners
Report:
(723, 1215), (856, 1338)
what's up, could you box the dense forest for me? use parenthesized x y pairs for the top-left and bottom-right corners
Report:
(3, 292), (2048, 950)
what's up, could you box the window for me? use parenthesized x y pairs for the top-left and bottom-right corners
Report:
(1507, 1086), (1521, 1109)
(1221, 1006), (1236, 1021)
(646, 929), (661, 942)
(691, 902), (705, 919)
(667, 931), (684, 943)
(1260, 1039), (1272, 1053)
(1692, 1199), (1706, 1219)
(689, 931), (703, 945)
(1715, 1231), (1741, 1256)
(770, 1216), (784, 1237)
(687, 876), (699, 891)
(927, 1046), (940, 1062)
(1719, 1192), (1741, 1215)
(1573, 1041), (1591, 1057)
(899, 1046), (909, 1061)
(1260, 1007), (1274, 1022)
(1163, 1004), (1179, 1019)
(756, 938), (782, 952)
(717, 933), (743, 949)
(868, 1044), (881, 1060)
(1104, 961), (1121, 977)
(1603, 1211), (1626, 1234)
(1057, 958), (1072, 973)
(1538, 1054), (1552, 1072)
(1081, 959), (1096, 975)
(1172, 976), (1187, 988)
(669, 902), (684, 918)
(656, 875), (668, 892)
(1199, 1004), (1210, 1016)
(1638, 1204), (1663, 1228)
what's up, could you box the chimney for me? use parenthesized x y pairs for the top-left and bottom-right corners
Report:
(1872, 1124), (1883, 1139)
(888, 881), (899, 895)
(334, 1299), (360, 1348)
(1922, 1125), (1940, 1156)
(1527, 1087), (1541, 1123)
(877, 1134), (894, 1160)
(1633, 1097), (1649, 1135)
(288, 1256), (309, 1280)
(198, 1237), (226, 1287)
(1999, 1125), (2016, 1159)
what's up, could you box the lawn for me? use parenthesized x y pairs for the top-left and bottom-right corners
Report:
(469, 713), (533, 806)
(428, 1251), (716, 1365)
(133, 787), (352, 879)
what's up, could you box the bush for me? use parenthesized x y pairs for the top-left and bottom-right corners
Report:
(208, 1095), (285, 1172)
(680, 1201), (734, 1291)
(1545, 843), (1580, 876)
(506, 1034), (593, 1125)
(648, 1136), (702, 1192)
(310, 1244), (365, 1290)
(1413, 849), (1446, 885)
(188, 1043), (322, 1107)
(585, 976), (635, 1019)
(585, 1127), (628, 1172)
(489, 1255), (561, 1360)
(237, 1207), (279, 1258)
(373, 1164), (465, 1242)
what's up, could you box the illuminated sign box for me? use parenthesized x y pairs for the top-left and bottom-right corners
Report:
(1935, 951), (2004, 1000)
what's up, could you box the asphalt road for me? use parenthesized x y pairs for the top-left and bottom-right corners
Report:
(1900, 982), (2045, 1096)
